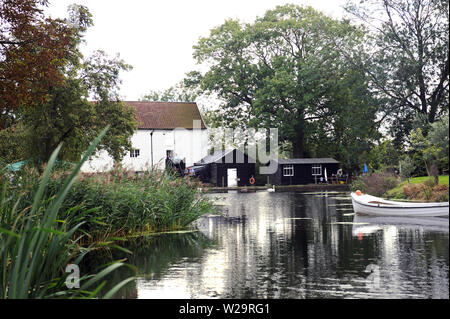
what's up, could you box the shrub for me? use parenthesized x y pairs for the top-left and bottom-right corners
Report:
(399, 156), (415, 179)
(402, 183), (425, 200)
(350, 171), (400, 197)
(402, 181), (449, 202)
(430, 184), (449, 202)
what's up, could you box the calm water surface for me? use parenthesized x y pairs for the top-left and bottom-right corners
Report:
(96, 191), (449, 299)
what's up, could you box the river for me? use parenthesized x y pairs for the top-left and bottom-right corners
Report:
(90, 191), (449, 299)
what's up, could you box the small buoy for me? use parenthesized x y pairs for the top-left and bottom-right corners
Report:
(356, 190), (362, 196)
(249, 177), (255, 185)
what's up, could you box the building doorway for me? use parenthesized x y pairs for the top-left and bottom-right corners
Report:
(227, 168), (238, 187)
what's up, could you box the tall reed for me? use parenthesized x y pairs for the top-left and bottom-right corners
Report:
(42, 166), (213, 241)
(0, 127), (135, 298)
(3, 148), (213, 244)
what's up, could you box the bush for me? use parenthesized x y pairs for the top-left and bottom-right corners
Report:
(402, 181), (449, 202)
(402, 183), (424, 199)
(399, 156), (415, 179)
(430, 184), (449, 202)
(350, 171), (400, 197)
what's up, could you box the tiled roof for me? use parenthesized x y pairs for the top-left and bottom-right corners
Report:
(276, 158), (339, 164)
(124, 101), (207, 129)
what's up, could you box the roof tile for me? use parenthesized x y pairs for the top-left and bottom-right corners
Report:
(125, 101), (207, 129)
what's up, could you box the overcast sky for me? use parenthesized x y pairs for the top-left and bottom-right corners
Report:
(46, 0), (348, 101)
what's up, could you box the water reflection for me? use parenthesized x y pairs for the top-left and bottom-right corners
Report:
(81, 232), (216, 299)
(91, 192), (449, 299)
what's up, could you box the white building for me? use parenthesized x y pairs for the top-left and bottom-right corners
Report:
(81, 101), (208, 173)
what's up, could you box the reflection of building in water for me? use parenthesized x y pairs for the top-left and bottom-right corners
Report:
(194, 192), (299, 297)
(374, 226), (401, 296)
(130, 192), (448, 299)
(196, 192), (347, 297)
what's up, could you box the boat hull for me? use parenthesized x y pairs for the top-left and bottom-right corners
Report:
(351, 193), (449, 217)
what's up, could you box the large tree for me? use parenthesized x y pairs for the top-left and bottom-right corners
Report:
(140, 80), (199, 102)
(345, 0), (449, 145)
(0, 0), (82, 128)
(19, 56), (137, 164)
(409, 115), (449, 184)
(190, 5), (379, 171)
(1, 4), (137, 165)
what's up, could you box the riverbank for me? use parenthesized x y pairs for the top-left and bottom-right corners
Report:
(83, 190), (449, 299)
(204, 184), (350, 193)
(386, 175), (449, 201)
(0, 129), (216, 299)
(350, 170), (449, 202)
(2, 165), (214, 245)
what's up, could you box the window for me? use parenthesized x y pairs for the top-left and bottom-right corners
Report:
(283, 165), (294, 176)
(130, 149), (140, 158)
(312, 164), (322, 176)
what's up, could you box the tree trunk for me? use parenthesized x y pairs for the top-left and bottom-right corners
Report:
(292, 125), (305, 158)
(429, 161), (439, 186)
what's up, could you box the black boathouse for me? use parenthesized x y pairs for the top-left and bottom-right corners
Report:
(192, 149), (256, 187)
(268, 158), (340, 185)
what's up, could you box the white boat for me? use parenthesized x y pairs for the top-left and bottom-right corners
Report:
(351, 192), (449, 217)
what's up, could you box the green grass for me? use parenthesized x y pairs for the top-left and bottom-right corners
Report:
(386, 175), (449, 199)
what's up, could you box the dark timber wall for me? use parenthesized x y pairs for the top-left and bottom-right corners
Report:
(197, 149), (256, 187)
(269, 162), (339, 185)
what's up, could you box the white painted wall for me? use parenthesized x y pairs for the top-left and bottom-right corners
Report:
(81, 128), (209, 173)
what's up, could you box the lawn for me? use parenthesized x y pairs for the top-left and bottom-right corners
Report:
(386, 175), (449, 199)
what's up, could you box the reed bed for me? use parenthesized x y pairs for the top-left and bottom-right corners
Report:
(3, 156), (213, 245)
(0, 127), (135, 299)
(53, 168), (213, 241)
(1, 126), (213, 298)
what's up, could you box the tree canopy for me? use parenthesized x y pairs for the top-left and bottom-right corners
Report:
(0, 0), (85, 128)
(140, 80), (199, 103)
(189, 4), (380, 172)
(0, 2), (137, 165)
(409, 115), (449, 184)
(345, 0), (449, 145)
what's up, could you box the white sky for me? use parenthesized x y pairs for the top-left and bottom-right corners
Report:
(45, 0), (348, 101)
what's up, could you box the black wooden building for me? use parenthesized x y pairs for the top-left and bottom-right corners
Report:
(268, 158), (340, 185)
(192, 149), (256, 187)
